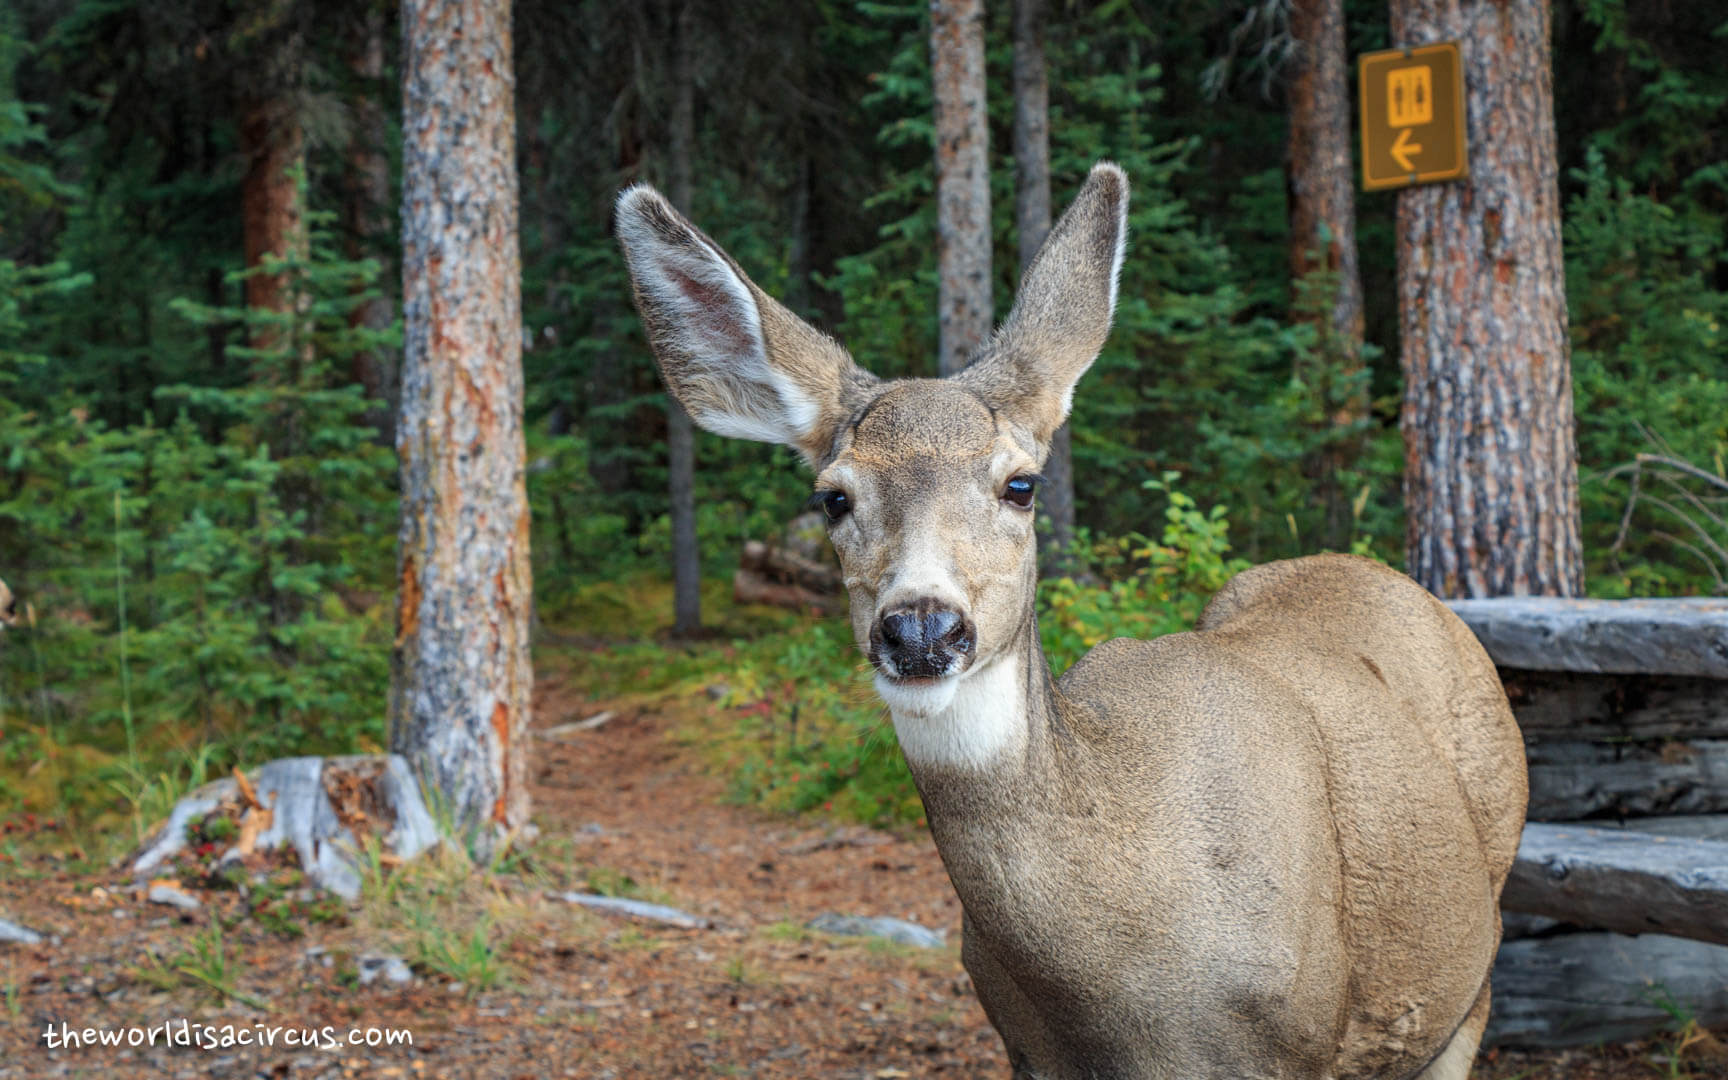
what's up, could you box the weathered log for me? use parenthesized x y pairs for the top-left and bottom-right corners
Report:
(1446, 596), (1728, 678)
(1503, 822), (1728, 945)
(740, 539), (844, 595)
(1591, 814), (1728, 843)
(1501, 668), (1728, 741)
(1527, 738), (1728, 820)
(733, 568), (843, 616)
(734, 539), (846, 614)
(1487, 931), (1728, 1047)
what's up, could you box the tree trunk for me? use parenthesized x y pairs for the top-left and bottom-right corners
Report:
(393, 0), (532, 857)
(239, 81), (304, 354)
(342, 1), (398, 444)
(785, 149), (813, 316)
(1012, 0), (1074, 573)
(1392, 0), (1583, 598)
(666, 0), (701, 637)
(1287, 0), (1365, 551)
(930, 0), (992, 376)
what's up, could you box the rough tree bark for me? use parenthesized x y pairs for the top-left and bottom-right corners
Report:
(1011, 0), (1074, 572)
(1287, 0), (1366, 550)
(930, 0), (992, 376)
(666, 0), (701, 637)
(238, 15), (305, 353)
(393, 0), (532, 856)
(342, 0), (398, 444)
(1392, 0), (1583, 597)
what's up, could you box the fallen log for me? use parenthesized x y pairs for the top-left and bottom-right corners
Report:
(1487, 930), (1728, 1047)
(1503, 822), (1728, 945)
(740, 539), (844, 594)
(734, 539), (845, 614)
(733, 567), (843, 615)
(1446, 596), (1728, 678)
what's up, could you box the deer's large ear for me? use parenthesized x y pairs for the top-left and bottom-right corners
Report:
(957, 162), (1128, 448)
(615, 185), (876, 468)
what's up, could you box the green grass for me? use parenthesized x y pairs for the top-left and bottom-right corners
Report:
(412, 916), (504, 993)
(132, 919), (268, 1010)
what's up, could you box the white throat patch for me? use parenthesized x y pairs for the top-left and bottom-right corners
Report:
(878, 655), (1027, 771)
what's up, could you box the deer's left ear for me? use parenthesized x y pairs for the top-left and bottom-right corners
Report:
(957, 161), (1128, 448)
(616, 184), (878, 468)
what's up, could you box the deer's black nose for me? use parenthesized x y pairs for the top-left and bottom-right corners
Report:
(872, 601), (975, 679)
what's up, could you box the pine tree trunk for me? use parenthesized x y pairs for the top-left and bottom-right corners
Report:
(666, 0), (701, 637)
(342, 1), (398, 444)
(393, 0), (532, 856)
(239, 85), (304, 353)
(1287, 0), (1366, 550)
(1012, 0), (1073, 573)
(930, 0), (992, 377)
(1392, 0), (1583, 598)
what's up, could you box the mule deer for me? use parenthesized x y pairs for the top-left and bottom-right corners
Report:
(617, 163), (1527, 1080)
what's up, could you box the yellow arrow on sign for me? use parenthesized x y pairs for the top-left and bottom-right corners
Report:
(1391, 127), (1422, 172)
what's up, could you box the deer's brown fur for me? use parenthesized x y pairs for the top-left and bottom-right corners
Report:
(616, 163), (1527, 1080)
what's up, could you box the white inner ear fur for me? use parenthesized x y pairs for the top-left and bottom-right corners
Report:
(617, 191), (820, 446)
(1104, 171), (1128, 324)
(880, 653), (1027, 770)
(1058, 167), (1128, 422)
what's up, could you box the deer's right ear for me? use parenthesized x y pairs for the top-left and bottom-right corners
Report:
(615, 185), (875, 468)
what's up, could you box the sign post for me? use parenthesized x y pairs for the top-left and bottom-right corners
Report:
(1358, 43), (1467, 192)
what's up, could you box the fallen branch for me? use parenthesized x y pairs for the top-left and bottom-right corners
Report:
(1603, 446), (1728, 593)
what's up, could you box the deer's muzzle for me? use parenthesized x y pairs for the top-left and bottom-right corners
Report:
(871, 600), (975, 680)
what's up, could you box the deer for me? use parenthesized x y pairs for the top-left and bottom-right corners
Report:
(616, 162), (1528, 1080)
(0, 577), (15, 631)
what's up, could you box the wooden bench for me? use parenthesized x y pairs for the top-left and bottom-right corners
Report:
(1445, 596), (1728, 1047)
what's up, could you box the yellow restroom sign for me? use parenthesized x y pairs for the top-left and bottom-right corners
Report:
(1358, 42), (1467, 192)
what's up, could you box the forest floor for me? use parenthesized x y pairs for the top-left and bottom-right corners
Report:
(3, 648), (1726, 1078)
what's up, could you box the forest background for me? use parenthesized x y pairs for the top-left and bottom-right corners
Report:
(0, 0), (1724, 838)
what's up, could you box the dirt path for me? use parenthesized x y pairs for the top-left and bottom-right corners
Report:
(1, 670), (1007, 1079)
(2, 666), (1722, 1078)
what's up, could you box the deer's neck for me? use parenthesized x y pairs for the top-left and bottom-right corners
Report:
(883, 603), (1065, 791)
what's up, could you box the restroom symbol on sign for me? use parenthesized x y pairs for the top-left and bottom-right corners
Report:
(1358, 42), (1466, 191)
(1387, 66), (1433, 127)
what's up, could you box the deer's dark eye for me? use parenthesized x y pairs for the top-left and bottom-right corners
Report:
(1003, 475), (1038, 509)
(810, 489), (851, 523)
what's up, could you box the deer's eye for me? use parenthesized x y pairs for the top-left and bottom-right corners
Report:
(1003, 475), (1038, 509)
(810, 489), (851, 523)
